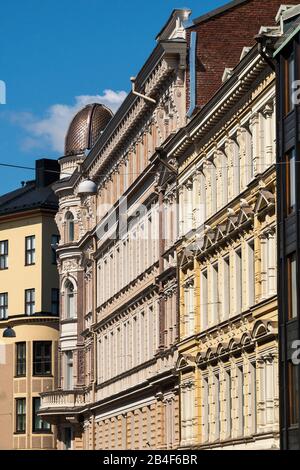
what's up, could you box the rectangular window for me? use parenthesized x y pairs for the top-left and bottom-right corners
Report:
(236, 249), (242, 314)
(16, 342), (26, 377)
(203, 377), (209, 442)
(51, 288), (59, 315)
(286, 149), (296, 214)
(0, 292), (8, 319)
(211, 264), (219, 325)
(15, 398), (26, 433)
(51, 234), (60, 264)
(250, 362), (257, 434)
(200, 269), (208, 330)
(65, 351), (73, 390)
(237, 365), (244, 437)
(223, 256), (230, 319)
(25, 235), (35, 265)
(288, 362), (299, 426)
(287, 253), (297, 321)
(225, 370), (232, 438)
(285, 51), (295, 115)
(33, 341), (52, 376)
(25, 289), (35, 315)
(0, 240), (8, 269)
(248, 240), (255, 307)
(214, 373), (220, 440)
(32, 397), (51, 433)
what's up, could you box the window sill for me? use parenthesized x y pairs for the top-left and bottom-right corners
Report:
(32, 374), (53, 378)
(32, 430), (52, 435)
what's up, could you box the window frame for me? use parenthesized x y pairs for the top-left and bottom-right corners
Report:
(16, 342), (26, 377)
(0, 292), (8, 319)
(287, 252), (298, 321)
(284, 48), (296, 116)
(32, 397), (51, 433)
(65, 280), (76, 319)
(0, 240), (8, 270)
(15, 398), (26, 434)
(286, 148), (297, 215)
(33, 341), (52, 376)
(66, 212), (75, 242)
(25, 288), (35, 315)
(287, 361), (299, 427)
(51, 288), (60, 315)
(25, 235), (36, 266)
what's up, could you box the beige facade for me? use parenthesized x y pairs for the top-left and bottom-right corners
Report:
(171, 45), (279, 449)
(39, 10), (189, 450)
(0, 161), (59, 449)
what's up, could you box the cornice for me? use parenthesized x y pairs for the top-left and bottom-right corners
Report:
(165, 47), (273, 162)
(54, 40), (187, 195)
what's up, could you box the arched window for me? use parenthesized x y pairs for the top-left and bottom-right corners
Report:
(66, 212), (74, 242)
(65, 280), (76, 319)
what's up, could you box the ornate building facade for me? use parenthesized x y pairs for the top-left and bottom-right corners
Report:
(38, 1), (300, 451)
(170, 22), (281, 450)
(39, 10), (189, 450)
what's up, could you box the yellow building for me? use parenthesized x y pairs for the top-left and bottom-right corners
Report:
(0, 159), (60, 450)
(166, 29), (280, 449)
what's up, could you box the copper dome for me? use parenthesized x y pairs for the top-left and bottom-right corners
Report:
(64, 103), (113, 156)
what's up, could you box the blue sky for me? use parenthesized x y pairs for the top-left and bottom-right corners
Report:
(0, 0), (228, 194)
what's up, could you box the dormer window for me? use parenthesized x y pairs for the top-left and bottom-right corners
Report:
(66, 212), (75, 242)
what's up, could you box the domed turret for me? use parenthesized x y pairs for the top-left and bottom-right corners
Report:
(64, 103), (113, 157)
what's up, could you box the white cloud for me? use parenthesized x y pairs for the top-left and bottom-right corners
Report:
(9, 90), (127, 154)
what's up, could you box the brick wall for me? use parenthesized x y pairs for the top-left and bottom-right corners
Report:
(187, 0), (299, 110)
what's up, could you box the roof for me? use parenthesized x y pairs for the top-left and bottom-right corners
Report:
(274, 9), (300, 56)
(155, 8), (191, 40)
(190, 0), (249, 26)
(0, 180), (58, 217)
(64, 103), (113, 156)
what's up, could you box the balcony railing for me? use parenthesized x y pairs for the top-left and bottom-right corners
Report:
(39, 389), (86, 412)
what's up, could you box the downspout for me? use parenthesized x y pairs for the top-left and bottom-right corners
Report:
(187, 31), (197, 118)
(130, 77), (157, 104)
(91, 233), (97, 450)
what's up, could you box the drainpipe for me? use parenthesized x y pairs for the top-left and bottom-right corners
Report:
(130, 77), (156, 104)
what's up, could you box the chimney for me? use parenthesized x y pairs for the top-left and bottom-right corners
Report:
(35, 159), (60, 188)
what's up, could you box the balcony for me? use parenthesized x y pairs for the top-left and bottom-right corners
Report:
(39, 389), (87, 420)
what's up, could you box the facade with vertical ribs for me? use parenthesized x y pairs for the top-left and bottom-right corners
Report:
(169, 5), (298, 450)
(39, 10), (189, 450)
(39, 1), (300, 450)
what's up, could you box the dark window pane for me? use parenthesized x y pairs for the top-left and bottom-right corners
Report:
(287, 253), (298, 321)
(288, 362), (299, 426)
(51, 288), (59, 315)
(16, 398), (26, 433)
(16, 342), (26, 376)
(33, 341), (52, 376)
(32, 397), (51, 433)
